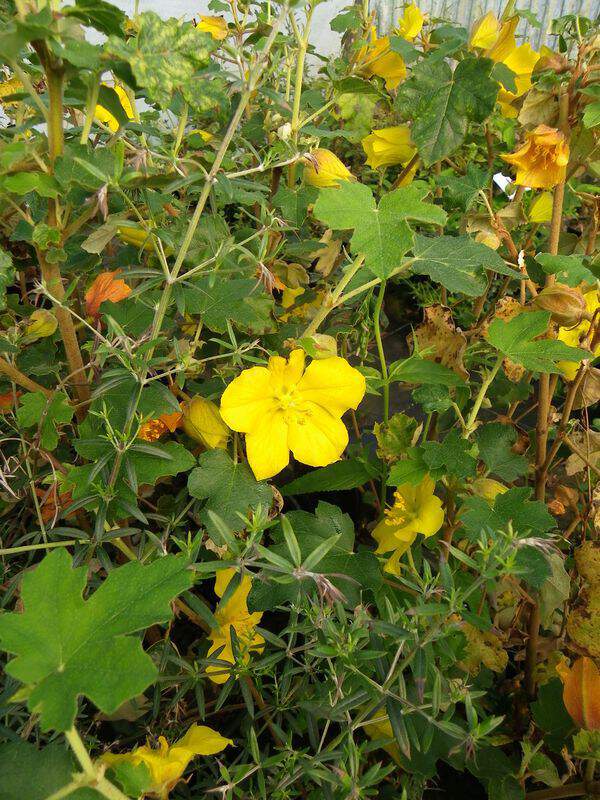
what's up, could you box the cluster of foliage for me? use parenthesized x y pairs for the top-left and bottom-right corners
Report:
(0, 0), (599, 798)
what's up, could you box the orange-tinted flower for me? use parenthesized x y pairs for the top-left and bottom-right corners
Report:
(0, 390), (19, 413)
(139, 411), (183, 442)
(557, 657), (600, 730)
(85, 270), (132, 319)
(502, 125), (569, 189)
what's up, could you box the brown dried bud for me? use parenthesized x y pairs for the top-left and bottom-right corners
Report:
(532, 283), (587, 327)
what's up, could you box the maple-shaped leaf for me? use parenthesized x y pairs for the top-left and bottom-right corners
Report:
(486, 310), (589, 373)
(312, 181), (446, 278)
(0, 549), (193, 732)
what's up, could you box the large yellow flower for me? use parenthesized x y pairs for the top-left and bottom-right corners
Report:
(94, 83), (134, 132)
(557, 289), (599, 381)
(356, 27), (407, 91)
(207, 569), (264, 685)
(371, 475), (444, 575)
(361, 125), (417, 174)
(220, 349), (366, 480)
(304, 148), (354, 188)
(470, 13), (540, 118)
(195, 15), (228, 40)
(502, 125), (569, 189)
(396, 3), (425, 41)
(102, 724), (232, 799)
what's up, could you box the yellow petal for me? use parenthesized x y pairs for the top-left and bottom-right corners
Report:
(362, 126), (416, 169)
(487, 16), (518, 62)
(469, 11), (500, 50)
(207, 635), (234, 684)
(94, 84), (134, 132)
(220, 366), (276, 433)
(174, 724), (233, 755)
(196, 15), (228, 40)
(182, 396), (229, 449)
(503, 42), (540, 79)
(288, 403), (349, 468)
(383, 543), (414, 575)
(296, 356), (366, 417)
(529, 191), (553, 223)
(414, 494), (444, 536)
(268, 348), (305, 386)
(304, 149), (354, 187)
(245, 410), (290, 480)
(397, 3), (424, 40)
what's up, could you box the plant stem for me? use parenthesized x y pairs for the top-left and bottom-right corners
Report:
(302, 255), (365, 337)
(65, 728), (131, 800)
(374, 280), (389, 509)
(79, 75), (100, 144)
(288, 1), (315, 186)
(463, 355), (503, 437)
(173, 102), (188, 157)
(0, 540), (78, 556)
(0, 357), (53, 396)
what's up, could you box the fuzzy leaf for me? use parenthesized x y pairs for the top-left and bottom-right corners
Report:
(0, 549), (192, 731)
(16, 392), (74, 451)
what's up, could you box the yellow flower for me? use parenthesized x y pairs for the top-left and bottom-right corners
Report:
(502, 125), (569, 189)
(396, 3), (425, 41)
(356, 27), (407, 91)
(181, 395), (229, 449)
(195, 15), (228, 41)
(371, 475), (444, 575)
(303, 148), (354, 188)
(94, 84), (134, 132)
(557, 657), (600, 731)
(0, 76), (23, 106)
(219, 349), (366, 480)
(361, 126), (417, 172)
(207, 569), (264, 684)
(557, 289), (600, 381)
(102, 724), (232, 799)
(470, 14), (540, 117)
(528, 191), (553, 223)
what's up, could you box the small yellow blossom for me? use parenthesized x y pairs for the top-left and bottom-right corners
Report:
(0, 76), (23, 106)
(356, 27), (407, 91)
(371, 475), (444, 575)
(94, 84), (134, 132)
(303, 148), (354, 188)
(102, 724), (232, 799)
(470, 13), (540, 117)
(557, 289), (599, 381)
(207, 569), (264, 684)
(528, 191), (553, 223)
(181, 395), (229, 449)
(220, 349), (366, 480)
(195, 15), (228, 41)
(502, 125), (569, 189)
(361, 126), (417, 173)
(396, 3), (425, 41)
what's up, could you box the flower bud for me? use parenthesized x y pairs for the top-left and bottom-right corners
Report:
(533, 283), (588, 327)
(303, 149), (354, 188)
(182, 396), (229, 449)
(557, 657), (600, 731)
(311, 334), (337, 359)
(23, 309), (58, 342)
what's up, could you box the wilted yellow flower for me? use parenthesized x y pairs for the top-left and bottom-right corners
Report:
(220, 349), (366, 480)
(533, 284), (587, 327)
(470, 13), (540, 117)
(502, 125), (569, 189)
(361, 126), (417, 172)
(372, 475), (444, 575)
(23, 309), (57, 342)
(139, 411), (183, 442)
(207, 569), (264, 684)
(181, 395), (229, 449)
(85, 270), (132, 319)
(557, 289), (600, 381)
(102, 724), (232, 799)
(94, 83), (134, 132)
(356, 27), (407, 91)
(303, 148), (354, 188)
(557, 657), (600, 731)
(396, 3), (425, 40)
(528, 191), (553, 223)
(195, 15), (228, 40)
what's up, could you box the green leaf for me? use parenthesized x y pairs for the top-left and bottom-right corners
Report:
(0, 246), (15, 310)
(535, 253), (597, 287)
(538, 552), (570, 626)
(107, 761), (153, 797)
(129, 441), (195, 486)
(280, 459), (378, 496)
(437, 164), (490, 211)
(16, 392), (74, 451)
(486, 311), (589, 373)
(388, 449), (428, 486)
(475, 422), (528, 481)
(64, 0), (126, 36)
(0, 549), (192, 731)
(388, 356), (463, 387)
(313, 181), (446, 278)
(106, 12), (215, 110)
(273, 185), (317, 227)
(0, 740), (101, 800)
(2, 172), (60, 198)
(531, 679), (575, 751)
(176, 277), (274, 334)
(491, 62), (517, 92)
(583, 101), (600, 129)
(188, 449), (272, 538)
(461, 487), (555, 541)
(411, 234), (520, 296)
(396, 57), (498, 166)
(421, 430), (477, 479)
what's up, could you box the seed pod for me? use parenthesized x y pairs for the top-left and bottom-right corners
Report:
(532, 283), (587, 327)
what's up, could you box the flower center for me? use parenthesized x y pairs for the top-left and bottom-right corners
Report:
(384, 491), (415, 526)
(274, 384), (300, 411)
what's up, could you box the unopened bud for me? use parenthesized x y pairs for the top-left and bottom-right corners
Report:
(182, 395), (229, 449)
(533, 283), (587, 327)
